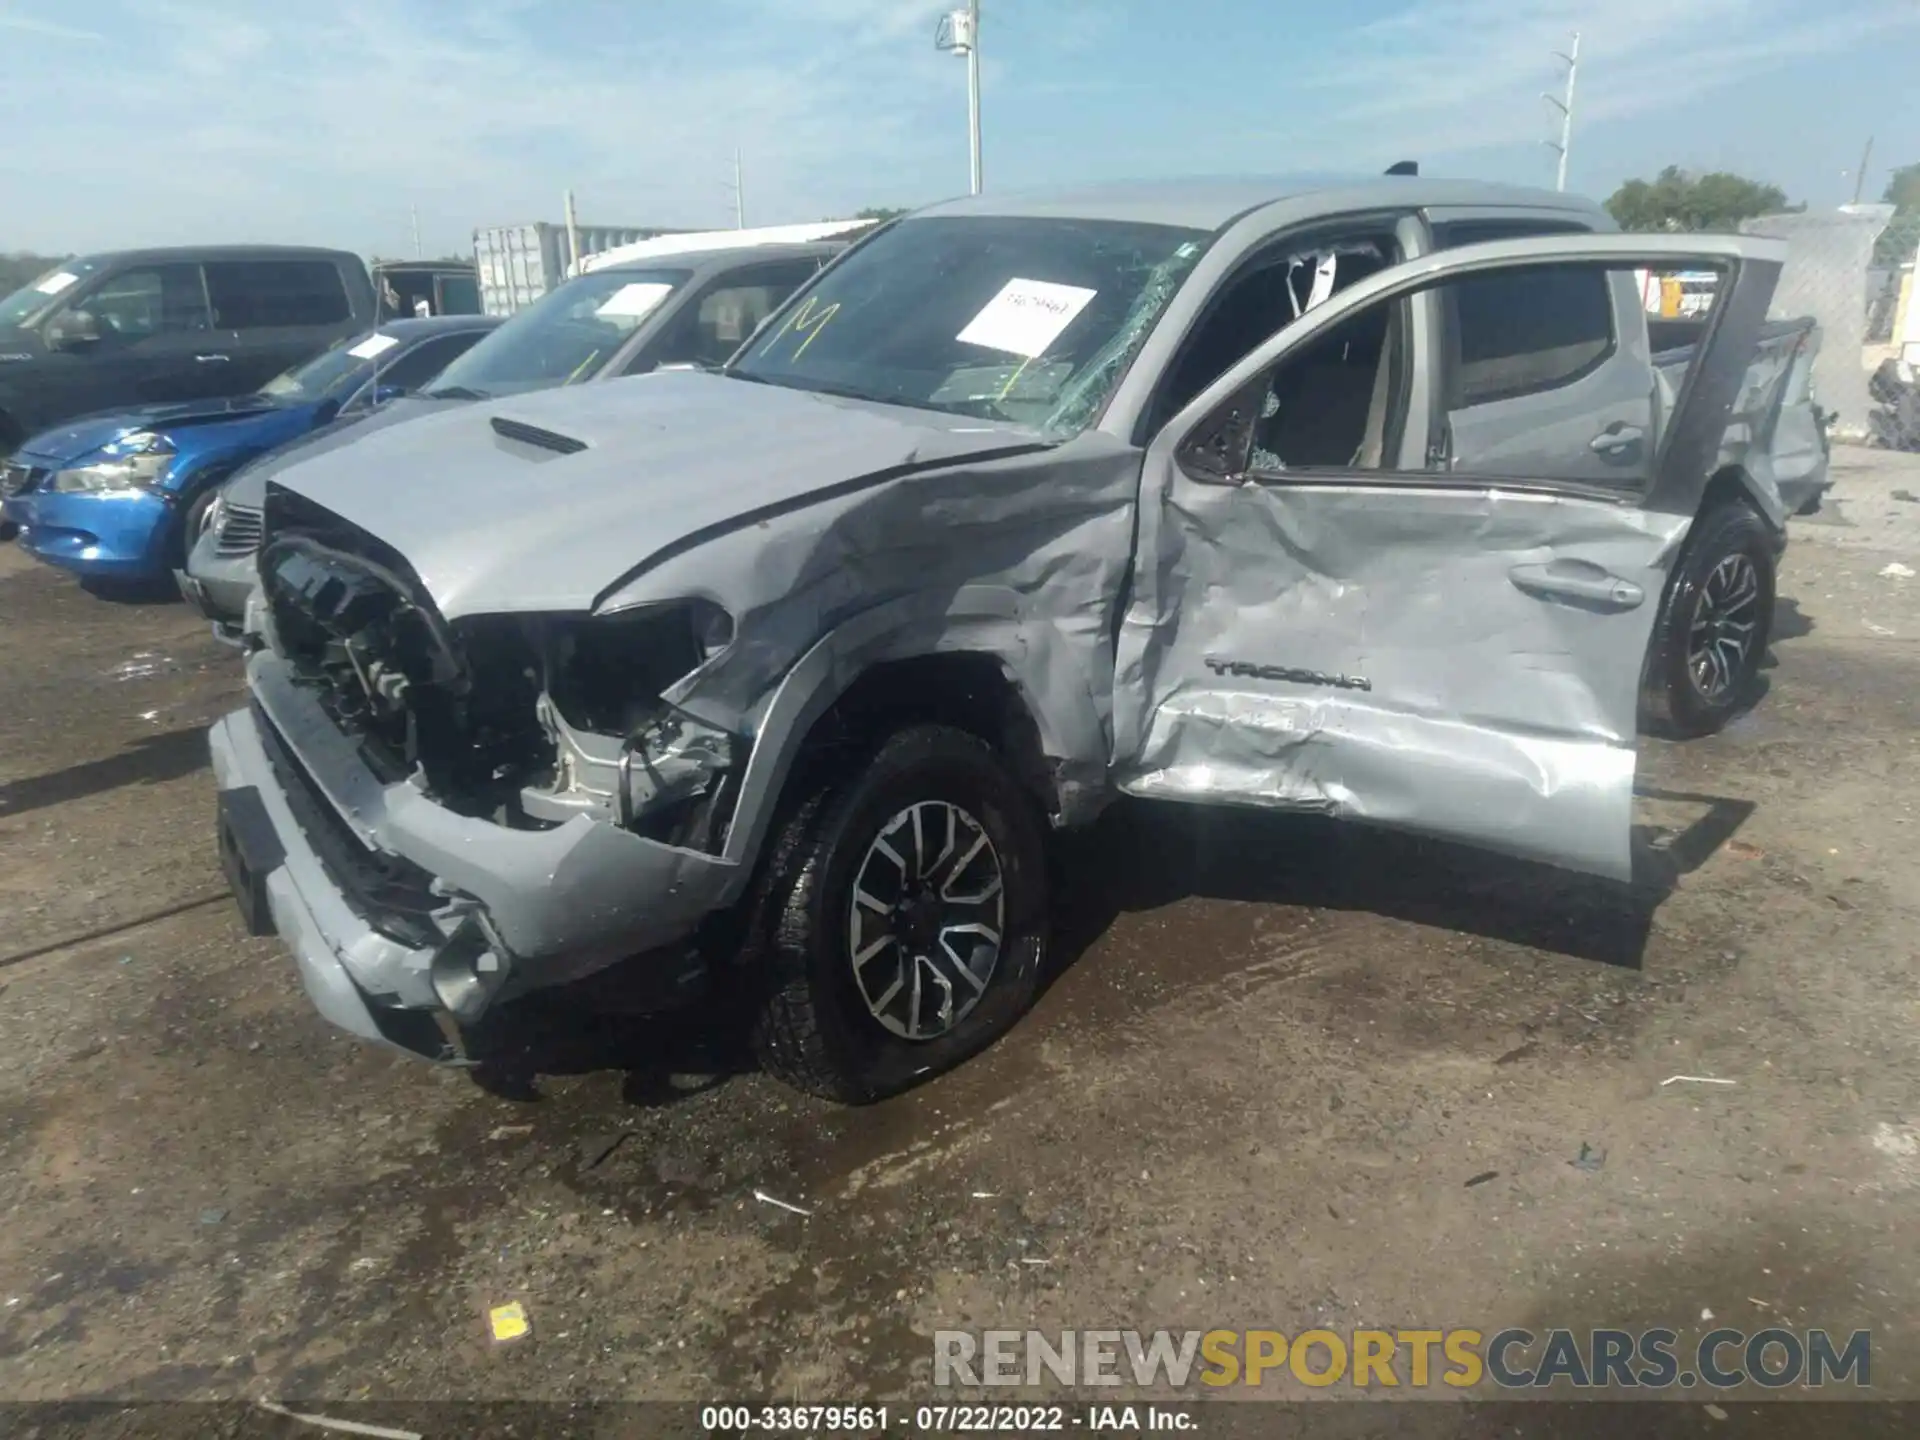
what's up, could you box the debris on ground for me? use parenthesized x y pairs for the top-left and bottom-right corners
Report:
(1724, 840), (1764, 860)
(255, 1399), (423, 1440)
(109, 653), (173, 682)
(488, 1300), (531, 1343)
(1661, 1075), (1737, 1087)
(753, 1188), (813, 1217)
(1570, 1143), (1607, 1172)
(1880, 563), (1916, 579)
(1494, 1041), (1538, 1066)
(1894, 489), (1920, 503)
(1705, 1403), (1729, 1421)
(1464, 1171), (1500, 1188)
(1865, 621), (1898, 636)
(487, 1124), (533, 1141)
(579, 1131), (631, 1171)
(198, 1207), (227, 1226)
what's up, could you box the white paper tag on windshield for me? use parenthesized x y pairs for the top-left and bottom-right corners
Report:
(596, 282), (673, 320)
(347, 333), (400, 360)
(956, 278), (1097, 358)
(35, 272), (78, 296)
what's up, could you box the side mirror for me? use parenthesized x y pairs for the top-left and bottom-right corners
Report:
(45, 310), (101, 350)
(370, 383), (410, 406)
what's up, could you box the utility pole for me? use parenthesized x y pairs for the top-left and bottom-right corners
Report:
(410, 203), (422, 260)
(730, 148), (746, 228)
(966, 0), (982, 195)
(1852, 136), (1874, 205)
(936, 1), (983, 194)
(563, 188), (581, 275)
(1543, 32), (1579, 192)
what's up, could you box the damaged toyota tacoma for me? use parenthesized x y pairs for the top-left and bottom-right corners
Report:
(210, 177), (1800, 1101)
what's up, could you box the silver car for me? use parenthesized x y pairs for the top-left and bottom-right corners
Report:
(209, 177), (1796, 1102)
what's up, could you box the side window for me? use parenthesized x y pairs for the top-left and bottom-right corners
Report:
(1180, 261), (1657, 491)
(371, 332), (485, 392)
(79, 265), (211, 337)
(1446, 265), (1613, 408)
(204, 261), (352, 329)
(639, 260), (825, 372)
(1150, 232), (1400, 434)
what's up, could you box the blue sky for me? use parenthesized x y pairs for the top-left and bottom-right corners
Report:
(1, 0), (1916, 259)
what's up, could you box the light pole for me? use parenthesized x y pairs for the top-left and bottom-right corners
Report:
(1543, 32), (1580, 192)
(935, 1), (982, 194)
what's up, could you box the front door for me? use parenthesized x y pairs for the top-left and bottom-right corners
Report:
(32, 262), (229, 425)
(1112, 233), (1784, 881)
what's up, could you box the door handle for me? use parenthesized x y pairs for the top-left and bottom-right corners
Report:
(1589, 422), (1645, 454)
(1509, 561), (1645, 611)
(194, 353), (230, 364)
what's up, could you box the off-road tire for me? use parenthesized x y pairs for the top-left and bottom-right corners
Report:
(748, 724), (1049, 1103)
(1642, 502), (1777, 739)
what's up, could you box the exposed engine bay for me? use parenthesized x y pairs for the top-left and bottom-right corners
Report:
(257, 486), (745, 853)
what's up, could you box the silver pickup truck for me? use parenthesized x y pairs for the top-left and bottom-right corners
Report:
(210, 176), (1806, 1102)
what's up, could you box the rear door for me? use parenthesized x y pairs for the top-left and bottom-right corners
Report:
(1111, 233), (1784, 881)
(204, 259), (357, 392)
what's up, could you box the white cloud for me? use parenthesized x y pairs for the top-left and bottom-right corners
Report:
(1275, 0), (1920, 165)
(0, 0), (965, 254)
(0, 8), (102, 40)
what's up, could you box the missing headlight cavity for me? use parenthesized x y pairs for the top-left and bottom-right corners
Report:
(517, 603), (747, 852)
(545, 603), (727, 734)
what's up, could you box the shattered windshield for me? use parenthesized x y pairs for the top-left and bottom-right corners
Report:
(728, 216), (1211, 437)
(0, 257), (103, 329)
(426, 267), (691, 399)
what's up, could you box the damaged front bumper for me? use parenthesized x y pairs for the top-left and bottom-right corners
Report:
(210, 653), (735, 1061)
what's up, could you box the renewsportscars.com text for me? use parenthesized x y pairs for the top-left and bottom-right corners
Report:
(934, 1327), (1871, 1390)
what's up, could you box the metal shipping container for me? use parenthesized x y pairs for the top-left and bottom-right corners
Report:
(473, 223), (683, 316)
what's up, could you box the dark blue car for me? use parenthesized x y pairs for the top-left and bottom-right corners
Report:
(0, 315), (497, 587)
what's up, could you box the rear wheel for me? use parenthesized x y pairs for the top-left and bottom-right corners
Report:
(1643, 503), (1777, 738)
(747, 724), (1049, 1103)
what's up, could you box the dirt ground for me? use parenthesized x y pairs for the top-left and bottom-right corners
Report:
(5, 452), (1920, 1425)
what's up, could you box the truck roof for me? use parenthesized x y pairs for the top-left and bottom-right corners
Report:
(77, 244), (366, 266)
(918, 175), (1608, 231)
(579, 222), (875, 275)
(595, 239), (853, 276)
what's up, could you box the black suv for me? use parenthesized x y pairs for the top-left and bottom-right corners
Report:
(0, 246), (377, 457)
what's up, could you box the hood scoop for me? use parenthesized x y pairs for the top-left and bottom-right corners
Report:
(490, 415), (587, 458)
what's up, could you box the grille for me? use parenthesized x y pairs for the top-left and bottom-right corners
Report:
(213, 502), (264, 557)
(1, 461), (45, 498)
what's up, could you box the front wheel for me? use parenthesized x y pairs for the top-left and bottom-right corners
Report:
(747, 724), (1049, 1103)
(1642, 503), (1777, 738)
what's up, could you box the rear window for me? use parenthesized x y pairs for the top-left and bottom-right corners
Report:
(1448, 265), (1614, 407)
(205, 260), (351, 328)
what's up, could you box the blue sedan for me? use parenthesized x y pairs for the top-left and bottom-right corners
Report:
(0, 315), (497, 588)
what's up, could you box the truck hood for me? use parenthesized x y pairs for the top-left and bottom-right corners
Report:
(20, 395), (294, 467)
(268, 371), (1047, 619)
(223, 394), (456, 508)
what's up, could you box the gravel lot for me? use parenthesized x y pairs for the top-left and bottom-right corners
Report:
(4, 451), (1920, 1427)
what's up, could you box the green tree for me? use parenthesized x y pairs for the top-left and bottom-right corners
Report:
(1875, 162), (1920, 267)
(1605, 166), (1792, 233)
(0, 251), (70, 295)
